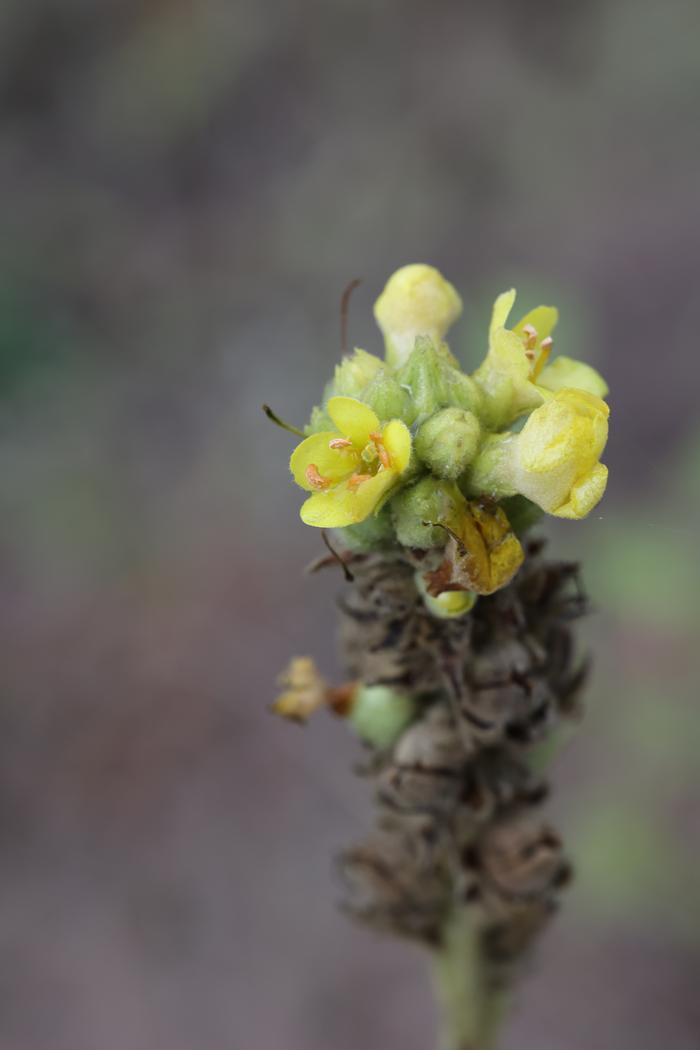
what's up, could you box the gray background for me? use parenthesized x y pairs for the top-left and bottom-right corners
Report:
(1, 1), (699, 1047)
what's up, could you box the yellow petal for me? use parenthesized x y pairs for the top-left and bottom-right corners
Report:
(327, 396), (380, 447)
(553, 463), (608, 519)
(538, 356), (609, 399)
(513, 305), (559, 343)
(518, 390), (609, 475)
(349, 470), (398, 518)
(381, 419), (412, 473)
(489, 289), (516, 341)
(290, 431), (357, 490)
(300, 471), (397, 528)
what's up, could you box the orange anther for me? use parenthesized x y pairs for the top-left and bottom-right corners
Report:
(329, 437), (353, 449)
(369, 431), (392, 470)
(305, 464), (332, 490)
(348, 472), (372, 489)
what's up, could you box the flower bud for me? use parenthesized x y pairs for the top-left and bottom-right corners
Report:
(362, 370), (417, 425)
(348, 684), (416, 749)
(374, 264), (463, 368)
(415, 407), (481, 480)
(332, 348), (384, 398)
(396, 336), (450, 419)
(391, 477), (462, 549)
(333, 508), (396, 552)
(414, 570), (476, 618)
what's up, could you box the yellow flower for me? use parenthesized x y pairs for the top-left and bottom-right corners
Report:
(475, 289), (612, 429)
(474, 289), (558, 426)
(514, 388), (609, 519)
(373, 264), (463, 367)
(290, 395), (412, 527)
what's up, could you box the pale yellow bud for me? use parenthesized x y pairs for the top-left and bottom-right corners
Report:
(374, 264), (463, 367)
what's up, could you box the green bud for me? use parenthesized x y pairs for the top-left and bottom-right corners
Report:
(391, 476), (462, 548)
(333, 507), (396, 552)
(414, 571), (477, 618)
(396, 336), (450, 419)
(447, 369), (484, 416)
(461, 432), (518, 501)
(348, 684), (416, 749)
(415, 407), (481, 480)
(331, 348), (383, 398)
(397, 337), (484, 424)
(362, 369), (417, 425)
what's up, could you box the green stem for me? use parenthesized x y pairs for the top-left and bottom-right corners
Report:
(431, 908), (506, 1050)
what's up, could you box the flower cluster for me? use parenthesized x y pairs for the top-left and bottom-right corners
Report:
(285, 264), (610, 612)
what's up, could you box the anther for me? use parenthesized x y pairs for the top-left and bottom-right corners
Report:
(369, 431), (392, 470)
(306, 464), (332, 490)
(348, 472), (372, 489)
(522, 324), (538, 350)
(329, 437), (353, 449)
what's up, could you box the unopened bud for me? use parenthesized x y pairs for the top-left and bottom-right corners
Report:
(415, 407), (481, 480)
(332, 348), (384, 398)
(348, 684), (416, 749)
(374, 264), (462, 368)
(362, 370), (417, 425)
(391, 477), (462, 549)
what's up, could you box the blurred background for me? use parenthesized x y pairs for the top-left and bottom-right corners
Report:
(1, 1), (699, 1047)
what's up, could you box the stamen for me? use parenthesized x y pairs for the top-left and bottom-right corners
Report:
(369, 431), (392, 470)
(532, 337), (553, 380)
(306, 464), (332, 490)
(348, 472), (372, 489)
(521, 324), (538, 351)
(329, 437), (353, 449)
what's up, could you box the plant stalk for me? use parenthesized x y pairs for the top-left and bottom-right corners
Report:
(432, 907), (506, 1050)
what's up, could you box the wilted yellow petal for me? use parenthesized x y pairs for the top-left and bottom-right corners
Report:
(290, 431), (357, 490)
(425, 500), (524, 597)
(381, 419), (412, 473)
(327, 396), (380, 447)
(272, 657), (328, 723)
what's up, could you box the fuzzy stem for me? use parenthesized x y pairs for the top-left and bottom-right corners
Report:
(432, 908), (506, 1050)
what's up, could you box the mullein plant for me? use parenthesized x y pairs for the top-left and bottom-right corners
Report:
(269, 265), (610, 1050)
